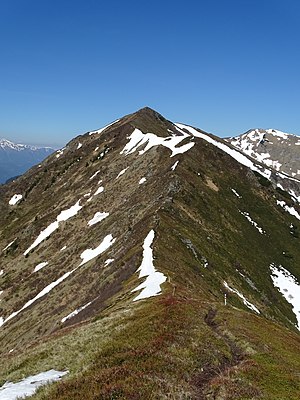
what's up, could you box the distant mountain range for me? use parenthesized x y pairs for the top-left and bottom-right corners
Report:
(0, 109), (300, 399)
(0, 139), (55, 183)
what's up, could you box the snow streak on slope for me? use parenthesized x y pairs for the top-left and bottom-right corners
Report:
(120, 128), (194, 158)
(132, 230), (167, 301)
(1, 235), (116, 327)
(116, 168), (128, 179)
(33, 262), (48, 273)
(2, 240), (16, 252)
(239, 211), (265, 234)
(0, 269), (76, 327)
(175, 123), (272, 179)
(87, 212), (109, 226)
(277, 200), (300, 221)
(61, 301), (92, 323)
(0, 370), (68, 400)
(270, 264), (300, 329)
(89, 119), (120, 135)
(223, 281), (260, 313)
(24, 200), (83, 255)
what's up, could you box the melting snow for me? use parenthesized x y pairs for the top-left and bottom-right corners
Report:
(89, 119), (120, 135)
(0, 370), (68, 400)
(223, 281), (260, 314)
(132, 230), (167, 301)
(61, 301), (92, 323)
(2, 240), (16, 252)
(33, 262), (48, 273)
(60, 245), (67, 251)
(89, 170), (100, 180)
(277, 200), (300, 221)
(1, 235), (116, 327)
(93, 186), (104, 196)
(104, 258), (114, 266)
(87, 212), (109, 226)
(1, 269), (76, 326)
(171, 160), (179, 171)
(0, 270), (3, 276)
(9, 195), (22, 206)
(231, 189), (241, 198)
(24, 200), (82, 255)
(116, 168), (128, 179)
(270, 264), (300, 329)
(239, 210), (265, 234)
(79, 234), (115, 266)
(120, 128), (194, 158)
(56, 149), (64, 158)
(175, 123), (272, 180)
(139, 177), (146, 184)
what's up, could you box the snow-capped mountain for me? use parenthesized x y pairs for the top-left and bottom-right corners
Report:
(226, 128), (300, 179)
(0, 108), (299, 399)
(0, 138), (54, 183)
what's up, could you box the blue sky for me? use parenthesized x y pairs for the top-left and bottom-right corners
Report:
(0, 0), (299, 146)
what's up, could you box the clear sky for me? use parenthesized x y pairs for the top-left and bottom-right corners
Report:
(0, 0), (299, 147)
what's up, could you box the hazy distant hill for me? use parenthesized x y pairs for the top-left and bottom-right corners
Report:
(0, 138), (54, 183)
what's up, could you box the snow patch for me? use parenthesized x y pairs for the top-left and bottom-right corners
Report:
(87, 212), (109, 226)
(89, 119), (120, 135)
(116, 168), (128, 179)
(270, 264), (300, 329)
(132, 230), (167, 301)
(89, 170), (100, 180)
(0, 370), (68, 400)
(33, 262), (48, 273)
(9, 195), (22, 205)
(139, 177), (146, 184)
(61, 301), (92, 323)
(104, 258), (114, 266)
(79, 235), (115, 266)
(171, 160), (179, 171)
(77, 142), (82, 149)
(93, 186), (104, 196)
(277, 200), (300, 221)
(231, 189), (241, 198)
(1, 269), (76, 326)
(223, 281), (260, 314)
(239, 210), (265, 234)
(55, 148), (65, 158)
(2, 240), (16, 252)
(120, 128), (194, 158)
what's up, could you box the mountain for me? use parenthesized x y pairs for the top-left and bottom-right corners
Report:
(0, 108), (299, 399)
(226, 128), (300, 179)
(0, 138), (55, 184)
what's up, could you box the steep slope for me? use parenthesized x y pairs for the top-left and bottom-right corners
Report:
(0, 139), (54, 183)
(0, 108), (299, 399)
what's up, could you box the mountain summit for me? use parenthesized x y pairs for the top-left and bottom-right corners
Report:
(0, 108), (299, 399)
